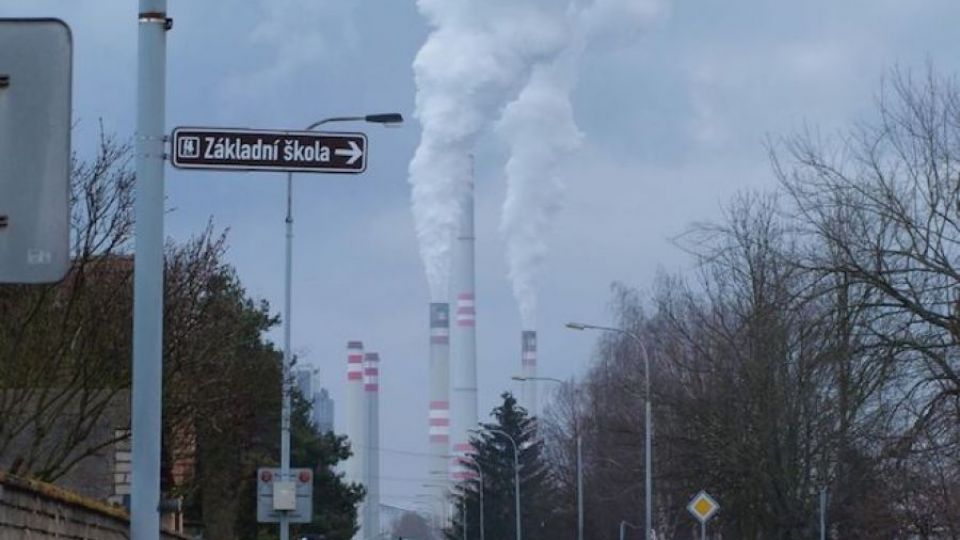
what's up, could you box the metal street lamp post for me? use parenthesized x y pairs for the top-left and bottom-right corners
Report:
(470, 428), (521, 540)
(513, 375), (582, 540)
(280, 113), (403, 540)
(460, 454), (486, 540)
(567, 322), (653, 540)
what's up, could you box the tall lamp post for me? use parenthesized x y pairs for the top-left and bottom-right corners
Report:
(513, 375), (582, 540)
(280, 113), (403, 540)
(566, 322), (653, 540)
(460, 454), (486, 540)
(470, 428), (521, 540)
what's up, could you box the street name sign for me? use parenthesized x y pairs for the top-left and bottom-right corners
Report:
(171, 127), (367, 174)
(687, 490), (719, 523)
(0, 19), (72, 283)
(256, 468), (313, 524)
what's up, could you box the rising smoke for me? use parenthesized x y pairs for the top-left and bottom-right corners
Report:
(498, 55), (583, 327)
(410, 0), (663, 306)
(409, 0), (574, 299)
(498, 0), (663, 327)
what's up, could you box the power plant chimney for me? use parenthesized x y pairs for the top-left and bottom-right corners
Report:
(451, 163), (478, 481)
(428, 303), (451, 519)
(521, 330), (538, 417)
(363, 352), (381, 539)
(345, 341), (367, 539)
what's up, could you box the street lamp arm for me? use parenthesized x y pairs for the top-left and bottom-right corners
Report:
(305, 116), (364, 130)
(472, 427), (518, 453)
(512, 375), (566, 385)
(568, 322), (649, 359)
(305, 113), (404, 131)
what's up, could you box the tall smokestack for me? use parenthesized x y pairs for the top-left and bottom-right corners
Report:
(521, 330), (538, 417)
(451, 164), (478, 481)
(428, 303), (451, 519)
(345, 341), (367, 539)
(363, 352), (381, 540)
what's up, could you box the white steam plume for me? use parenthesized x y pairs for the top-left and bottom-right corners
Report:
(498, 0), (663, 327)
(498, 55), (583, 327)
(409, 0), (574, 300)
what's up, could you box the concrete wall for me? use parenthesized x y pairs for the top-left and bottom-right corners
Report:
(0, 472), (186, 540)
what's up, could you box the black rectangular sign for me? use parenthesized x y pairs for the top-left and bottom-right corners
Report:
(171, 127), (367, 174)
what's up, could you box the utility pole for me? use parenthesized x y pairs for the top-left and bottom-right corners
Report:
(132, 2), (168, 539)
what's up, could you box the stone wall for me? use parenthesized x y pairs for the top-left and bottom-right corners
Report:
(0, 472), (186, 540)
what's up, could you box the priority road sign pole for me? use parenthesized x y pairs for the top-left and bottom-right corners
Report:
(701, 521), (705, 540)
(132, 2), (168, 540)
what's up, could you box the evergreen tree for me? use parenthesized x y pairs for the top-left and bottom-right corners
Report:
(447, 393), (561, 540)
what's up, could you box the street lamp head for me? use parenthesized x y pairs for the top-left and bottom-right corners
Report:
(566, 322), (588, 330)
(364, 113), (404, 125)
(511, 375), (528, 381)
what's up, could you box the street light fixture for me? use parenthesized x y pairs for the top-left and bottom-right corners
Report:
(566, 322), (654, 540)
(513, 375), (583, 540)
(279, 112), (403, 540)
(469, 427), (521, 540)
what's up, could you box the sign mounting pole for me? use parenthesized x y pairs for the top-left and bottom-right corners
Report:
(280, 171), (293, 540)
(133, 2), (169, 540)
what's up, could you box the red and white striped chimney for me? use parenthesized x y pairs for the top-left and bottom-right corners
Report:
(451, 163), (478, 482)
(346, 342), (368, 540)
(345, 340), (366, 492)
(521, 330), (538, 416)
(428, 303), (451, 516)
(363, 352), (381, 540)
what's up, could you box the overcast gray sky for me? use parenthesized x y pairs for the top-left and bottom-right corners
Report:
(7, 0), (960, 511)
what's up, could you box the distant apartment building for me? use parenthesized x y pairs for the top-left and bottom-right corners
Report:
(295, 368), (314, 402)
(294, 367), (334, 433)
(312, 388), (335, 434)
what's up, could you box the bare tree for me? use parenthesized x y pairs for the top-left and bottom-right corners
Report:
(776, 66), (960, 536)
(0, 129), (135, 482)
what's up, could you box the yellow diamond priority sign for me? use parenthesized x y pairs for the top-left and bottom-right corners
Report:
(687, 490), (719, 523)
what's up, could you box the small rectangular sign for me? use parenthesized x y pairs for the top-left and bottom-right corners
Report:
(256, 468), (313, 524)
(171, 127), (367, 174)
(0, 19), (72, 284)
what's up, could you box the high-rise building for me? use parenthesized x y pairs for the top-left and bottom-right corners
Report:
(295, 368), (315, 403)
(313, 388), (335, 434)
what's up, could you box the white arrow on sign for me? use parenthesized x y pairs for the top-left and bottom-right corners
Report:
(334, 140), (363, 165)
